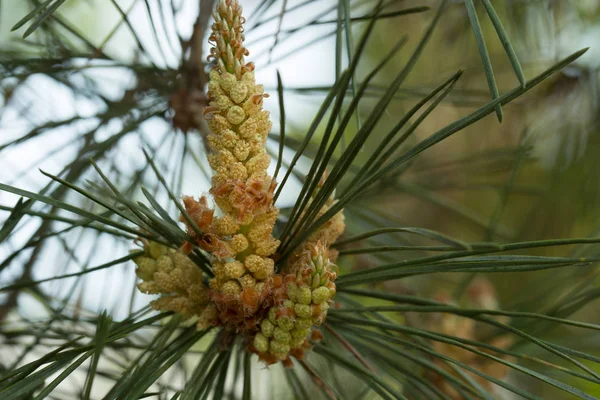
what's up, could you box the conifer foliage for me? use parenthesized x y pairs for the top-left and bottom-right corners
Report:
(0, 0), (599, 399)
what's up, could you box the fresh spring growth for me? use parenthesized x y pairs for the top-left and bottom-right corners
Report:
(251, 172), (345, 363)
(252, 241), (338, 363)
(134, 0), (345, 364)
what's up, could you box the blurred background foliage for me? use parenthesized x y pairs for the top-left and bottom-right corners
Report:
(360, 2), (600, 397)
(1, 0), (600, 398)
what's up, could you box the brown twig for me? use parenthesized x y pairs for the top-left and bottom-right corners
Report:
(324, 323), (375, 373)
(171, 0), (215, 135)
(0, 290), (18, 322)
(268, 0), (288, 63)
(297, 358), (338, 400)
(187, 0), (216, 89)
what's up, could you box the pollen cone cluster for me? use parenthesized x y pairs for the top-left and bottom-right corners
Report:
(134, 241), (210, 318)
(180, 0), (279, 329)
(134, 0), (345, 365)
(250, 173), (345, 363)
(252, 241), (338, 363)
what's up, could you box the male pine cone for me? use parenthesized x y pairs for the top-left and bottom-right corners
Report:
(181, 0), (280, 328)
(134, 0), (346, 365)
